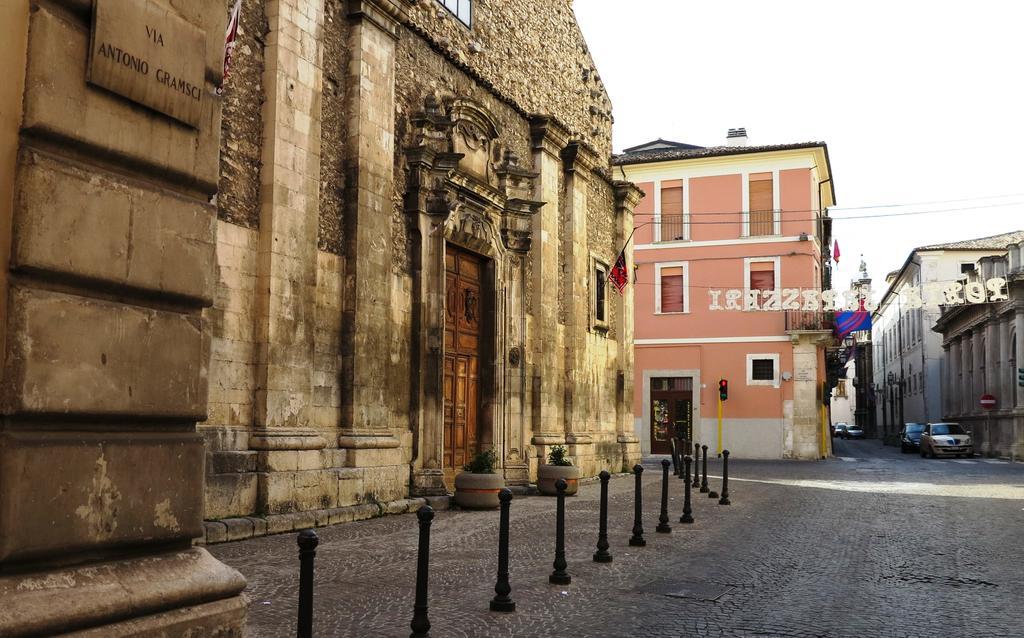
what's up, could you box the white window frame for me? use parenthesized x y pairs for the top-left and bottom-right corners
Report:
(436, 0), (472, 26)
(743, 256), (781, 292)
(653, 178), (690, 243)
(746, 353), (781, 387)
(741, 170), (781, 237)
(654, 261), (690, 315)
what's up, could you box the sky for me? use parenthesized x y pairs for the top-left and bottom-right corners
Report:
(573, 0), (1024, 295)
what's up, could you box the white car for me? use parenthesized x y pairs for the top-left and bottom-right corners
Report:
(920, 422), (972, 458)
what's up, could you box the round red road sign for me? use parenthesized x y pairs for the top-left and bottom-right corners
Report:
(980, 394), (997, 410)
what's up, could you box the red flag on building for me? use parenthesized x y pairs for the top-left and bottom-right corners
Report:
(832, 239), (841, 265)
(217, 0), (242, 96)
(608, 250), (628, 294)
(607, 227), (637, 295)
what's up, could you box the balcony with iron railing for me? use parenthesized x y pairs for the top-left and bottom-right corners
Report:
(748, 209), (776, 237)
(784, 309), (834, 333)
(657, 215), (687, 242)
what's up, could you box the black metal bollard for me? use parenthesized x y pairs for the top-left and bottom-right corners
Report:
(410, 505), (434, 638)
(490, 488), (515, 612)
(629, 464), (646, 547)
(670, 439), (680, 477)
(692, 442), (701, 489)
(719, 450), (731, 505)
(657, 459), (671, 533)
(700, 445), (710, 493)
(593, 470), (612, 563)
(679, 455), (694, 524)
(296, 529), (318, 638)
(549, 478), (571, 584)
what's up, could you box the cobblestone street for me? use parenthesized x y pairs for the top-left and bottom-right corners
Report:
(211, 441), (1024, 637)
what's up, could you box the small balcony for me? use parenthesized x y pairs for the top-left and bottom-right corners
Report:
(748, 209), (776, 236)
(784, 310), (834, 333)
(657, 215), (687, 242)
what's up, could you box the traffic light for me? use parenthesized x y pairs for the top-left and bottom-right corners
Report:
(719, 379), (729, 401)
(1018, 367), (1024, 387)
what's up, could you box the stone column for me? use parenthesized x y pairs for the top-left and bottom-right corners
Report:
(941, 343), (951, 417)
(999, 314), (1013, 410)
(985, 317), (1000, 454)
(406, 136), (461, 495)
(961, 330), (973, 414)
(528, 118), (569, 469)
(1016, 310), (1024, 409)
(614, 181), (644, 468)
(950, 337), (962, 416)
(0, 2), (245, 634)
(337, 1), (406, 485)
(249, 0), (331, 513)
(790, 334), (826, 459)
(974, 326), (986, 406)
(561, 142), (595, 468)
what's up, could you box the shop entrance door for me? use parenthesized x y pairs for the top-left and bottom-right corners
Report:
(650, 377), (693, 454)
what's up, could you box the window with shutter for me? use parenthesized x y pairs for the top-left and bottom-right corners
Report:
(659, 266), (685, 313)
(748, 173), (774, 236)
(660, 181), (685, 241)
(748, 262), (775, 292)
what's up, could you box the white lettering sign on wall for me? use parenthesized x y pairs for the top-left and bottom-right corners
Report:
(707, 278), (1009, 312)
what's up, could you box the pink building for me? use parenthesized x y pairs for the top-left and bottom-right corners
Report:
(615, 131), (837, 459)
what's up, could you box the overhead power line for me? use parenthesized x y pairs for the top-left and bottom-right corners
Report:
(633, 200), (1024, 225)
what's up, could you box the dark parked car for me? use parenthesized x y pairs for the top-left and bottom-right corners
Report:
(899, 423), (925, 452)
(833, 424), (848, 438)
(844, 424), (865, 439)
(920, 422), (972, 458)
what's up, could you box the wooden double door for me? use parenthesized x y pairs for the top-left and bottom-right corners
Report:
(443, 245), (485, 483)
(650, 377), (693, 454)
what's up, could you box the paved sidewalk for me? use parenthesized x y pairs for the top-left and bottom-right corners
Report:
(211, 442), (1024, 637)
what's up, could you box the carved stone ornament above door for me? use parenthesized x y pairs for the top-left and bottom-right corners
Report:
(404, 94), (545, 255)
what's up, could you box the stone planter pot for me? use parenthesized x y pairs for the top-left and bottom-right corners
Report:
(537, 464), (580, 496)
(453, 472), (505, 509)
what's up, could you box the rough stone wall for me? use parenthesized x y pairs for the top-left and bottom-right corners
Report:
(406, 0), (613, 158)
(588, 176), (617, 337)
(218, 0), (267, 228)
(318, 0), (348, 254)
(194, 0), (637, 530)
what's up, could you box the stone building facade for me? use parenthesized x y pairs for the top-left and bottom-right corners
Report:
(933, 235), (1024, 459)
(0, 0), (637, 634)
(1, 1), (247, 634)
(203, 0), (642, 533)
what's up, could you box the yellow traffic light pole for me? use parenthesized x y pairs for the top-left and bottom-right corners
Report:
(717, 393), (723, 456)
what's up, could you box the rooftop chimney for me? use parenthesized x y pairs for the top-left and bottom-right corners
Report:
(726, 128), (748, 147)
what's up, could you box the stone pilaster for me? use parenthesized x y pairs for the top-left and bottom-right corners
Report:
(950, 337), (962, 416)
(941, 343), (951, 416)
(999, 314), (1012, 411)
(341, 0), (402, 444)
(251, 0), (330, 512)
(527, 117), (569, 466)
(789, 334), (826, 459)
(1016, 310), (1024, 409)
(614, 180), (644, 467)
(560, 141), (595, 465)
(0, 1), (245, 634)
(961, 330), (973, 414)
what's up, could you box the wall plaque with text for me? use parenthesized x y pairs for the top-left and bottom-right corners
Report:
(87, 0), (207, 128)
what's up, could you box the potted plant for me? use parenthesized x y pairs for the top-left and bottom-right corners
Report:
(537, 445), (580, 496)
(453, 449), (505, 509)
